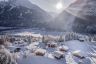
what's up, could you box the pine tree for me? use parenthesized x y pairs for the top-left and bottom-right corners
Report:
(58, 35), (64, 42)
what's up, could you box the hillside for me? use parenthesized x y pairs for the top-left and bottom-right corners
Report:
(50, 0), (96, 34)
(0, 0), (51, 28)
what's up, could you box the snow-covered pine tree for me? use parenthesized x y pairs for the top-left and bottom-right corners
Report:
(0, 45), (17, 64)
(58, 35), (64, 42)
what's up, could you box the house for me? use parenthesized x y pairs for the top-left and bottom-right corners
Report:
(58, 45), (69, 52)
(53, 51), (64, 59)
(47, 41), (57, 48)
(34, 48), (46, 56)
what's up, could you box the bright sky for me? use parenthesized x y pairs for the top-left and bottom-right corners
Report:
(0, 0), (76, 13)
(29, 0), (76, 13)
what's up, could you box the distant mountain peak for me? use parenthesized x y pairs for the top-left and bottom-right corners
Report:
(15, 0), (35, 8)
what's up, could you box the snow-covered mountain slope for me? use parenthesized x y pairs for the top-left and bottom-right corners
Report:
(0, 0), (52, 28)
(15, 0), (39, 9)
(15, 0), (52, 22)
(72, 0), (96, 34)
(50, 10), (76, 32)
(15, 0), (34, 8)
(50, 0), (96, 34)
(48, 0), (85, 32)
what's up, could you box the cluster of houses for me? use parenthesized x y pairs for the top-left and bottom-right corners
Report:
(0, 32), (96, 64)
(0, 32), (96, 45)
(0, 32), (95, 50)
(0, 32), (96, 60)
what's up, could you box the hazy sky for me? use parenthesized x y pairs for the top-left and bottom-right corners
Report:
(0, 0), (76, 13)
(29, 0), (76, 13)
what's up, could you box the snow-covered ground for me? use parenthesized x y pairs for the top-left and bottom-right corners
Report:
(17, 55), (65, 64)
(0, 28), (65, 36)
(6, 40), (93, 64)
(0, 28), (96, 64)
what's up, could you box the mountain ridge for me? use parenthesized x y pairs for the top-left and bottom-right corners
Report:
(49, 0), (96, 34)
(0, 0), (52, 29)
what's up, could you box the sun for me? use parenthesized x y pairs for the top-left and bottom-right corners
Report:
(56, 2), (63, 10)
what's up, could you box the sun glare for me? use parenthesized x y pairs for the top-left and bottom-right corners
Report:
(56, 2), (63, 10)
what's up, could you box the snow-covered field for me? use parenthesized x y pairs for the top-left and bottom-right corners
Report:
(7, 40), (96, 64)
(0, 28), (96, 64)
(0, 28), (65, 35)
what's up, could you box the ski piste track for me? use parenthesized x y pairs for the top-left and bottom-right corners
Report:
(85, 41), (96, 64)
(64, 40), (96, 64)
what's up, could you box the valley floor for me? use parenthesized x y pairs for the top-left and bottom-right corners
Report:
(16, 40), (96, 64)
(0, 28), (96, 64)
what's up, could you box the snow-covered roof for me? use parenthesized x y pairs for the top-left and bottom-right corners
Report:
(58, 45), (69, 51)
(35, 48), (46, 53)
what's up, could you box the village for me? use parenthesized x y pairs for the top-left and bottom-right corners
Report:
(0, 32), (96, 64)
